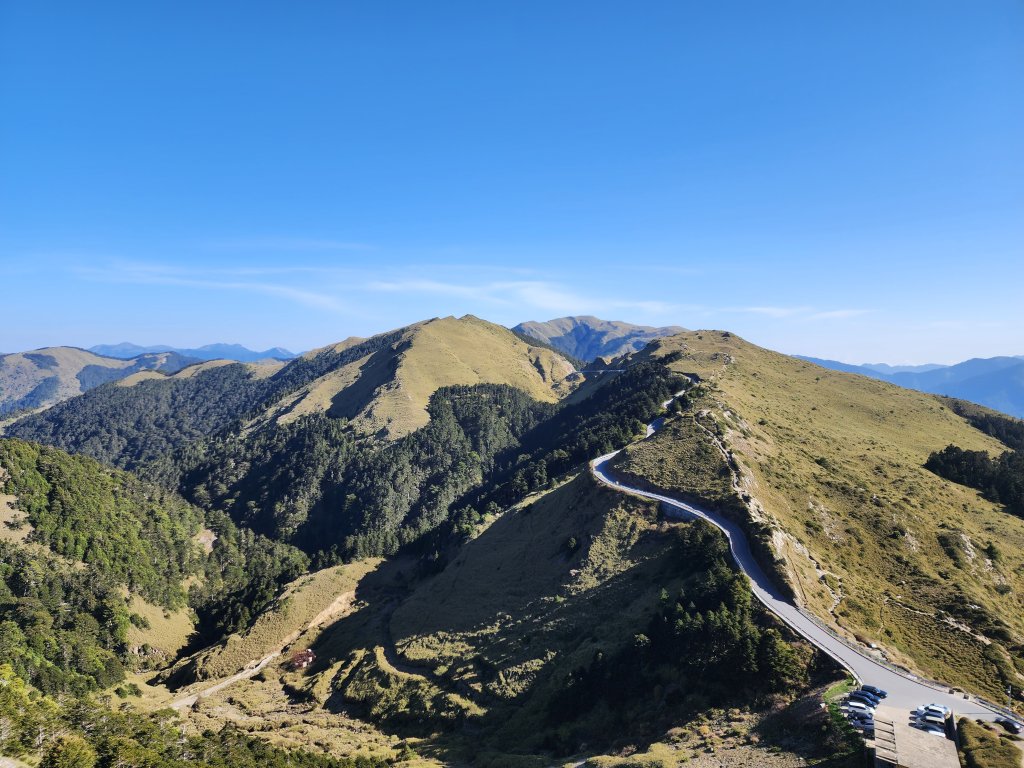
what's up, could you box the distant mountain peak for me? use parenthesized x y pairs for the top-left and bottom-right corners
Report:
(512, 315), (685, 361)
(89, 342), (297, 362)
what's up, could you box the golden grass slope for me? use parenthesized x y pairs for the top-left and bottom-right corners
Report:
(0, 346), (186, 413)
(258, 315), (578, 439)
(171, 560), (379, 683)
(116, 358), (284, 387)
(629, 330), (1024, 700)
(312, 472), (680, 747)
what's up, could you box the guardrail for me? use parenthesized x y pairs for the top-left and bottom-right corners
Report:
(794, 606), (1020, 721)
(597, 387), (1022, 725)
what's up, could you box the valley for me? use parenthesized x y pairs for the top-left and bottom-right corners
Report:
(1, 317), (1022, 767)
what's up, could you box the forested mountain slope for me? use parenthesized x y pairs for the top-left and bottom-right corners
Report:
(514, 315), (685, 361)
(155, 355), (681, 560)
(623, 331), (1024, 702)
(0, 326), (865, 767)
(4, 316), (577, 470)
(0, 346), (197, 416)
(0, 438), (307, 693)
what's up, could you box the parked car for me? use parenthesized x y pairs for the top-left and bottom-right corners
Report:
(916, 714), (946, 727)
(862, 685), (887, 698)
(849, 691), (880, 706)
(845, 700), (875, 714)
(919, 725), (946, 737)
(995, 717), (1022, 735)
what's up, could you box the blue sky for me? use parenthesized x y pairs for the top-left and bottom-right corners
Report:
(1, 1), (1021, 363)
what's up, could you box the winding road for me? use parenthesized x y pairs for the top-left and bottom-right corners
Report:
(591, 394), (1007, 722)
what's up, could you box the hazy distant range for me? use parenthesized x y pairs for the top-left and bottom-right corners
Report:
(797, 354), (1024, 418)
(90, 342), (297, 362)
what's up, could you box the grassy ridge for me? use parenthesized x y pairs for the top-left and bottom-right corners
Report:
(311, 473), (820, 757)
(635, 331), (1024, 702)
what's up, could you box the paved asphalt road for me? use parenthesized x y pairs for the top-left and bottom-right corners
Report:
(590, 400), (1006, 723)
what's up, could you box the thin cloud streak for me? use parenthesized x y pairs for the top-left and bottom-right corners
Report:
(366, 278), (678, 318)
(76, 263), (350, 313)
(204, 238), (373, 252)
(720, 306), (869, 321)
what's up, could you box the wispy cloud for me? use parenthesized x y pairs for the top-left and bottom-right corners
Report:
(367, 278), (678, 318)
(203, 237), (372, 252)
(732, 306), (813, 318)
(810, 309), (870, 320)
(722, 306), (869, 321)
(76, 261), (350, 312)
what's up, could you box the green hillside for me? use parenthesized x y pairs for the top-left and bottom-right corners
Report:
(0, 438), (307, 693)
(4, 316), (577, 472)
(0, 322), (882, 768)
(625, 331), (1024, 702)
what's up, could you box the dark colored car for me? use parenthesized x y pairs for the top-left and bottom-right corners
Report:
(995, 717), (1022, 734)
(862, 685), (888, 698)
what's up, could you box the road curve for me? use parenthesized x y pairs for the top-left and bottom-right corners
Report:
(590, 399), (1004, 721)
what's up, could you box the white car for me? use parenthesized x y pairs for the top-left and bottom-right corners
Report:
(845, 700), (875, 714)
(918, 703), (950, 715)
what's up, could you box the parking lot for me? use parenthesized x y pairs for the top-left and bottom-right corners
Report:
(869, 705), (959, 768)
(836, 685), (968, 768)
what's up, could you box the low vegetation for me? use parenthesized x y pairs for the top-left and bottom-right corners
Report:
(635, 331), (1024, 703)
(313, 474), (827, 760)
(0, 663), (380, 768)
(958, 718), (1023, 768)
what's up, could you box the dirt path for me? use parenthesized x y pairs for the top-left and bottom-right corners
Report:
(170, 651), (281, 710)
(170, 589), (357, 710)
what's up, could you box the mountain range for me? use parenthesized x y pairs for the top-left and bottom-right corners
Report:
(798, 354), (1024, 417)
(90, 341), (297, 361)
(0, 346), (199, 417)
(1, 314), (1023, 767)
(512, 315), (686, 361)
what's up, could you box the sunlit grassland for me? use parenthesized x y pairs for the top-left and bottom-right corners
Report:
(630, 331), (1024, 702)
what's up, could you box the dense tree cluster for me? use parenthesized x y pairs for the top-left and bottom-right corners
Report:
(926, 408), (1024, 517)
(165, 385), (555, 559)
(1, 439), (205, 607)
(481, 360), (685, 506)
(0, 663), (382, 768)
(0, 542), (129, 693)
(188, 506), (309, 642)
(0, 438), (308, 690)
(926, 445), (1024, 516)
(160, 361), (682, 564)
(159, 414), (358, 541)
(6, 364), (268, 470)
(545, 522), (807, 751)
(946, 401), (1024, 451)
